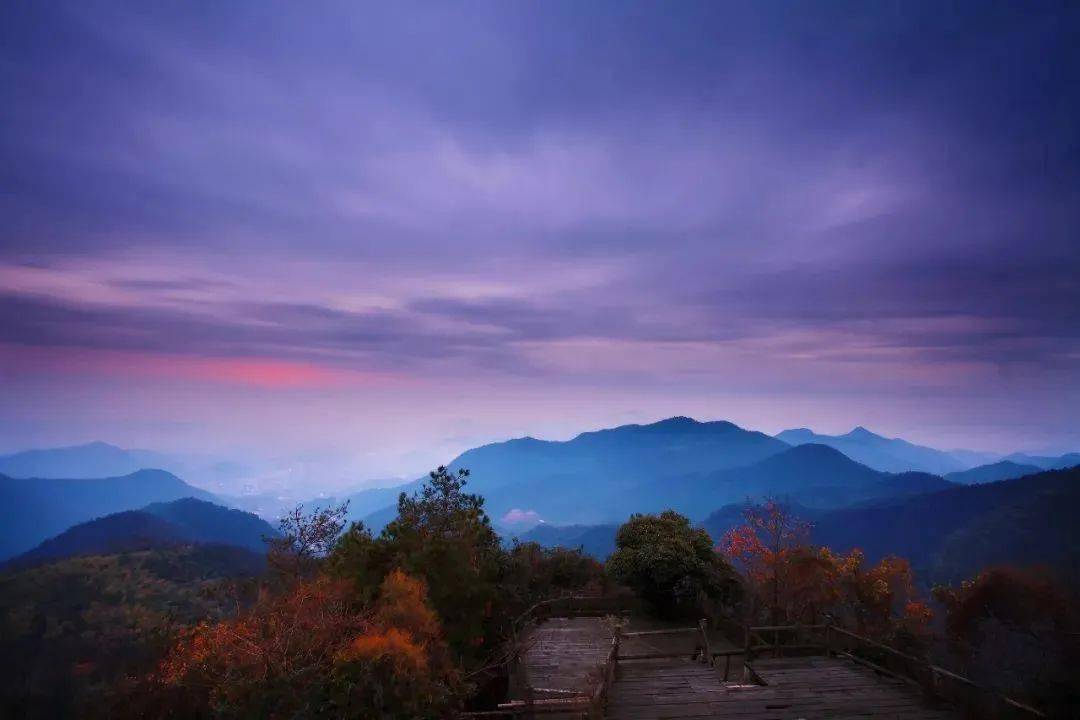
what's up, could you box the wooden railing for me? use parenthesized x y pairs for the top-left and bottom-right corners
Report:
(737, 622), (1046, 719)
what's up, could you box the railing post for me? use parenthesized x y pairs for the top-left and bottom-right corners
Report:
(743, 622), (752, 674)
(698, 618), (712, 666)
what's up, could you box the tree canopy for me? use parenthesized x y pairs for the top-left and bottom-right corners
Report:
(607, 510), (741, 618)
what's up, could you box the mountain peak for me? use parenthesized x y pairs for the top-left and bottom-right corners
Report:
(845, 426), (880, 439)
(649, 416), (700, 428)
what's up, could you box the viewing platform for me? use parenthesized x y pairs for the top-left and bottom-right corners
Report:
(466, 599), (1043, 720)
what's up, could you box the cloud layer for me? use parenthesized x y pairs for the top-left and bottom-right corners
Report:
(1, 1), (1078, 474)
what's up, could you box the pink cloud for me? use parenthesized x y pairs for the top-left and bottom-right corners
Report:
(0, 344), (407, 389)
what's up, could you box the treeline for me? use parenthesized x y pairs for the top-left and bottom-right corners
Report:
(116, 468), (608, 718)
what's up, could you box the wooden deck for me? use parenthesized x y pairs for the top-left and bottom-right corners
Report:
(514, 616), (613, 699)
(606, 655), (959, 719)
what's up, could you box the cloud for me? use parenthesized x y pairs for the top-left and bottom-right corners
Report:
(0, 1), (1078, 459)
(501, 509), (543, 527)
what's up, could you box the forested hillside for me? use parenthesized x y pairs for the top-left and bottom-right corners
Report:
(5, 499), (277, 570)
(0, 545), (264, 717)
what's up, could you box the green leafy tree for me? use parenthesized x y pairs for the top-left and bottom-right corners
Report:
(607, 510), (740, 618)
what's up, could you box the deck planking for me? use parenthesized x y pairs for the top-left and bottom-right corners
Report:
(514, 616), (613, 699)
(606, 655), (959, 719)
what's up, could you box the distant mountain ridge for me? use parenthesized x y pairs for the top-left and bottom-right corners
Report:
(4, 498), (277, 570)
(944, 460), (1042, 485)
(776, 426), (971, 474)
(1003, 452), (1080, 471)
(0, 469), (217, 560)
(0, 441), (168, 479)
(623, 443), (956, 520)
(356, 424), (959, 530)
(351, 416), (791, 528)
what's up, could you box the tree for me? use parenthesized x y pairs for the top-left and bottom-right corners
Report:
(607, 510), (741, 618)
(267, 501), (350, 583)
(330, 467), (510, 667)
(721, 499), (812, 624)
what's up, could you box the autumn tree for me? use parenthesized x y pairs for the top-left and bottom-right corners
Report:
(721, 499), (812, 623)
(607, 510), (741, 618)
(152, 570), (461, 719)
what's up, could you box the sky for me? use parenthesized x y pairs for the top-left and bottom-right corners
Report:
(1, 1), (1078, 489)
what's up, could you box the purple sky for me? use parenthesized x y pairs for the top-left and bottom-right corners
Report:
(1, 2), (1078, 484)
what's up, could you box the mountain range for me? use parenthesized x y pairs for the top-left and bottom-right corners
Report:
(3, 417), (1076, 569)
(0, 469), (216, 560)
(351, 419), (1002, 529)
(343, 416), (789, 528)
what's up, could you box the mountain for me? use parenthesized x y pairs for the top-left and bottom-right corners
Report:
(5, 511), (191, 569)
(944, 460), (1042, 485)
(810, 466), (1080, 587)
(4, 498), (277, 569)
(1002, 452), (1080, 471)
(142, 497), (278, 552)
(632, 444), (956, 520)
(352, 416), (791, 528)
(0, 441), (152, 479)
(775, 426), (969, 474)
(0, 469), (216, 560)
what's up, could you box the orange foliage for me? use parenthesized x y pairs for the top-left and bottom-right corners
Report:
(720, 500), (931, 640)
(374, 568), (441, 643)
(338, 627), (427, 674)
(159, 575), (366, 688)
(156, 570), (460, 717)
